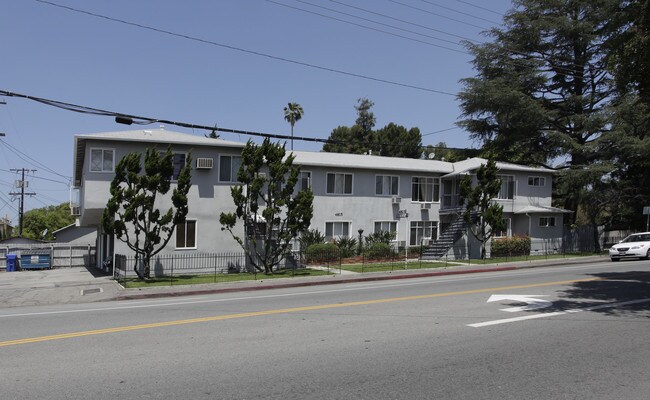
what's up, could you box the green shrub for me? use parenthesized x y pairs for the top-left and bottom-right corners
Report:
(305, 243), (339, 264)
(364, 230), (396, 246)
(299, 229), (325, 250)
(491, 236), (531, 257)
(335, 236), (358, 257)
(365, 242), (394, 260)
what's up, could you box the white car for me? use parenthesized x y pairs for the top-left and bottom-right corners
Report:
(609, 232), (650, 261)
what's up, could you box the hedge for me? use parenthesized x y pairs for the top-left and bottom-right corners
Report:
(305, 243), (340, 263)
(491, 236), (531, 257)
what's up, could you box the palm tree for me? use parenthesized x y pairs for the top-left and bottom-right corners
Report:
(283, 102), (304, 151)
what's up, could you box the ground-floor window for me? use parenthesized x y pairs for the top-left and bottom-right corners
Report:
(176, 220), (197, 249)
(325, 221), (350, 240)
(374, 221), (397, 234)
(539, 217), (556, 227)
(410, 221), (437, 246)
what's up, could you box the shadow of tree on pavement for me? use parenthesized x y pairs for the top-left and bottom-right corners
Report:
(530, 271), (650, 318)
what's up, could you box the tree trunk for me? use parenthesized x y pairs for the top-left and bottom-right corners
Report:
(143, 259), (151, 279)
(592, 222), (601, 253)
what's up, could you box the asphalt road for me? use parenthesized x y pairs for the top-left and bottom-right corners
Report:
(1, 260), (649, 399)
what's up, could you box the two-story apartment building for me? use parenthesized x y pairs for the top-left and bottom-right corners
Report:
(72, 128), (568, 266)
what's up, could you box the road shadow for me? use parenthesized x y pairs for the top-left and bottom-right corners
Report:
(527, 271), (650, 318)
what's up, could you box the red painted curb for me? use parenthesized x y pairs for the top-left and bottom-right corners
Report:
(115, 266), (519, 301)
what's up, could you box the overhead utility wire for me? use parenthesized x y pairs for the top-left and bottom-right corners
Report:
(327, 0), (487, 30)
(387, 0), (586, 76)
(0, 139), (71, 180)
(416, 0), (501, 25)
(331, 0), (487, 30)
(33, 0), (454, 96)
(268, 0), (466, 53)
(328, 0), (483, 43)
(282, 1), (587, 78)
(0, 89), (470, 152)
(455, 0), (505, 17)
(0, 166), (69, 185)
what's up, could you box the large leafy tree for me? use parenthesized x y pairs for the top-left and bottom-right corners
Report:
(603, 0), (650, 229)
(102, 147), (192, 279)
(219, 138), (313, 274)
(283, 102), (304, 151)
(22, 203), (75, 241)
(372, 123), (422, 158)
(323, 98), (422, 157)
(608, 0), (650, 104)
(459, 160), (505, 259)
(458, 0), (619, 224)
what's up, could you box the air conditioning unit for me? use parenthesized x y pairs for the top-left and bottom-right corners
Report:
(196, 157), (214, 169)
(71, 206), (81, 216)
(421, 203), (432, 209)
(391, 196), (402, 204)
(421, 239), (431, 246)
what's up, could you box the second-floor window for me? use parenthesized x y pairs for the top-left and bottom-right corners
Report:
(411, 177), (439, 202)
(326, 173), (353, 195)
(298, 171), (311, 191)
(376, 175), (399, 196)
(170, 153), (186, 181)
(497, 175), (515, 200)
(90, 148), (114, 172)
(219, 155), (241, 182)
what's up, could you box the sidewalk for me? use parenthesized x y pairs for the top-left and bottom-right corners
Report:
(0, 268), (121, 308)
(0, 255), (608, 308)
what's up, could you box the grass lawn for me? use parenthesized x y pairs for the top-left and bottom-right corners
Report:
(466, 252), (598, 264)
(335, 253), (597, 272)
(338, 260), (460, 273)
(121, 268), (332, 288)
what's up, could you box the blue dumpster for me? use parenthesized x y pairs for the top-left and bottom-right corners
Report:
(20, 253), (51, 270)
(6, 254), (17, 272)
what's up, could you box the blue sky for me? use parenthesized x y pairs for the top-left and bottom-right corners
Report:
(0, 0), (512, 224)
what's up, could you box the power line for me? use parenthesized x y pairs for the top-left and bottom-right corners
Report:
(328, 0), (483, 43)
(298, 0), (585, 78)
(327, 0), (488, 30)
(0, 167), (69, 185)
(0, 139), (71, 181)
(0, 89), (473, 153)
(33, 0), (455, 96)
(416, 0), (501, 25)
(455, 0), (505, 17)
(421, 127), (459, 137)
(274, 0), (466, 52)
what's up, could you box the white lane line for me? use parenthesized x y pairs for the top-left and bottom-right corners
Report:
(468, 298), (650, 328)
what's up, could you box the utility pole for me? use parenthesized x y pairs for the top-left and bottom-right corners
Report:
(9, 168), (36, 236)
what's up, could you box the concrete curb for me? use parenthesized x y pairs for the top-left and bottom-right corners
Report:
(115, 256), (609, 301)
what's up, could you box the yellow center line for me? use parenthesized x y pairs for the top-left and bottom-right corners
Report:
(0, 277), (601, 348)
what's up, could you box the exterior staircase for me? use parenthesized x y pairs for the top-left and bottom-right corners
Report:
(421, 213), (468, 260)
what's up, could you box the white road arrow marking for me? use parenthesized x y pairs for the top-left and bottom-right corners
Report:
(469, 298), (650, 328)
(487, 294), (552, 312)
